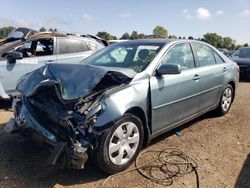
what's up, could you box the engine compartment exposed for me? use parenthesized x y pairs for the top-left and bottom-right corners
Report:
(14, 63), (134, 169)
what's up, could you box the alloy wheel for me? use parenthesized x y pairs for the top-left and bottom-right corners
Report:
(221, 87), (232, 112)
(109, 122), (140, 166)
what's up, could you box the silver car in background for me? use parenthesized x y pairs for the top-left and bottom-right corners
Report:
(6, 39), (239, 174)
(0, 32), (106, 99)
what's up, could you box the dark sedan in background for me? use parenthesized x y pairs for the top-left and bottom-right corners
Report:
(231, 47), (250, 79)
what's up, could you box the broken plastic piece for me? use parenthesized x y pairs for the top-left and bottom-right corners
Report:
(175, 131), (182, 136)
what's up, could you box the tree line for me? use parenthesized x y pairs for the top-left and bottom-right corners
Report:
(96, 25), (248, 50)
(0, 25), (248, 49)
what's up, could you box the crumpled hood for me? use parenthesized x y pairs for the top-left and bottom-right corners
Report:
(17, 63), (136, 100)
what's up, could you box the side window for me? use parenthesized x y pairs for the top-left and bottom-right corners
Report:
(5, 39), (53, 58)
(213, 51), (225, 64)
(87, 41), (98, 51)
(13, 41), (32, 58)
(161, 43), (195, 70)
(193, 43), (216, 66)
(58, 38), (90, 54)
(4, 41), (32, 58)
(34, 39), (53, 56)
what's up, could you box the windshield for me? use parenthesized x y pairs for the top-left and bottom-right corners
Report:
(81, 42), (165, 73)
(233, 48), (250, 58)
(7, 30), (24, 39)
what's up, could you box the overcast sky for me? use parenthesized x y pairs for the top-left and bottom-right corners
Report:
(0, 0), (249, 44)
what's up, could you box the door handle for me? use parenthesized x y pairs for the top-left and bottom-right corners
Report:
(193, 74), (200, 81)
(223, 67), (227, 72)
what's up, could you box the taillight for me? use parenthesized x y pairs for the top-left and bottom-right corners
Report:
(236, 65), (240, 73)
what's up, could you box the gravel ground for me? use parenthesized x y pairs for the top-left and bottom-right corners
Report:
(0, 82), (249, 188)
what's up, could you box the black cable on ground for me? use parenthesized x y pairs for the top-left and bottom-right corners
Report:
(100, 148), (199, 188)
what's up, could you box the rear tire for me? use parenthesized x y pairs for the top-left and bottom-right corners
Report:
(215, 84), (234, 116)
(95, 113), (144, 174)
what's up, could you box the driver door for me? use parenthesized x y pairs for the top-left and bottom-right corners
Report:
(150, 43), (201, 134)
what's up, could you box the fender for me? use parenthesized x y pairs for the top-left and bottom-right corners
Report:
(91, 79), (150, 133)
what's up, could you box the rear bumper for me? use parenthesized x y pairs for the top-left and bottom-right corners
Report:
(239, 65), (250, 79)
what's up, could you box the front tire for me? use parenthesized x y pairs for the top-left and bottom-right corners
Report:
(95, 113), (144, 174)
(215, 84), (234, 116)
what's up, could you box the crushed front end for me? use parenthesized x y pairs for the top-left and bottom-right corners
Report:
(5, 63), (134, 169)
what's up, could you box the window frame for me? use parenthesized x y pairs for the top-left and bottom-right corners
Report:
(191, 42), (217, 67)
(213, 50), (226, 64)
(154, 42), (197, 75)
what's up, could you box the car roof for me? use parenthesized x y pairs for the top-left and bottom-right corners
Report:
(27, 32), (66, 39)
(115, 38), (173, 45)
(239, 47), (250, 50)
(116, 38), (206, 45)
(27, 32), (104, 44)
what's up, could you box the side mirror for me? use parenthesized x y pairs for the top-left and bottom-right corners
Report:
(6, 52), (23, 64)
(157, 64), (182, 75)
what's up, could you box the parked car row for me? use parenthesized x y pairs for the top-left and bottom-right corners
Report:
(217, 48), (236, 57)
(5, 38), (239, 174)
(0, 31), (107, 99)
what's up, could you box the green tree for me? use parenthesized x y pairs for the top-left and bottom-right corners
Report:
(203, 33), (223, 48)
(0, 26), (15, 39)
(48, 28), (57, 32)
(188, 36), (194, 40)
(153, 25), (168, 37)
(96, 31), (117, 40)
(244, 43), (249, 47)
(39, 27), (46, 32)
(168, 35), (177, 39)
(178, 36), (182, 39)
(236, 45), (243, 50)
(223, 37), (233, 49)
(130, 31), (139, 39)
(120, 32), (130, 39)
(231, 43), (236, 50)
(138, 33), (145, 39)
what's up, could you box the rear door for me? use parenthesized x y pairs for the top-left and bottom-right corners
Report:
(150, 42), (201, 134)
(55, 37), (92, 64)
(191, 42), (225, 112)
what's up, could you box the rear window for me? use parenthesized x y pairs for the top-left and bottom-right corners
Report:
(213, 51), (225, 64)
(58, 38), (90, 54)
(238, 48), (250, 58)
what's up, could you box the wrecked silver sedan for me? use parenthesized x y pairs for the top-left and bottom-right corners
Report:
(6, 39), (239, 174)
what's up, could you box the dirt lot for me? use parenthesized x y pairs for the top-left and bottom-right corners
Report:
(0, 82), (250, 188)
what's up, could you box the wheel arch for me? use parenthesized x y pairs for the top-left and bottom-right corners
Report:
(228, 80), (236, 102)
(125, 107), (151, 146)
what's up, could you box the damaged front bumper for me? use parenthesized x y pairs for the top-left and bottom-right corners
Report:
(4, 63), (134, 170)
(5, 98), (93, 169)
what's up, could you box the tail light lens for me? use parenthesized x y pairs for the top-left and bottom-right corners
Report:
(236, 65), (240, 73)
